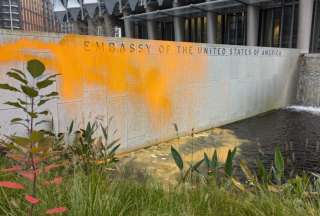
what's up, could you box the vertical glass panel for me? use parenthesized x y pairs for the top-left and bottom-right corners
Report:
(197, 17), (202, 43)
(218, 10), (246, 45)
(291, 4), (298, 48)
(272, 8), (281, 47)
(281, 6), (292, 48)
(203, 16), (207, 43)
(134, 22), (147, 39)
(191, 17), (196, 42)
(227, 14), (236, 44)
(184, 18), (190, 42)
(216, 15), (223, 44)
(260, 1), (299, 48)
(311, 0), (320, 52)
(236, 12), (245, 45)
(161, 21), (174, 41)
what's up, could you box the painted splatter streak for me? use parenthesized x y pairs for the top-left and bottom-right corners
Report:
(0, 34), (207, 122)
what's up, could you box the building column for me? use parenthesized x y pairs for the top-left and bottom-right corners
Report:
(173, 1), (184, 41)
(298, 0), (315, 53)
(123, 9), (134, 38)
(247, 5), (260, 46)
(145, 3), (157, 40)
(87, 17), (96, 35)
(104, 13), (115, 37)
(206, 0), (217, 44)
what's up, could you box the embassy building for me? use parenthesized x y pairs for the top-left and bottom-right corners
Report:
(53, 0), (320, 53)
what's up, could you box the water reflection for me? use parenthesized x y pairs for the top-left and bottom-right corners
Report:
(225, 108), (320, 176)
(120, 107), (320, 183)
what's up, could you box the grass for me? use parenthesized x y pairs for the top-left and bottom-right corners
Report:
(1, 156), (320, 216)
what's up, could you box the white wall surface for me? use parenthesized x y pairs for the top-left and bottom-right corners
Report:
(0, 30), (300, 152)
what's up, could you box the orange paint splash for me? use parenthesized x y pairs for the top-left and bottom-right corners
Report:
(0, 34), (207, 122)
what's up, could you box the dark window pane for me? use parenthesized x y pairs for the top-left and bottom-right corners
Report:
(272, 8), (281, 47)
(281, 6), (293, 48)
(311, 0), (320, 52)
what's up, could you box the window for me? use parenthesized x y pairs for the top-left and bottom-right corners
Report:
(184, 16), (207, 43)
(216, 11), (246, 45)
(159, 21), (174, 41)
(311, 0), (320, 53)
(133, 22), (147, 39)
(259, 0), (298, 48)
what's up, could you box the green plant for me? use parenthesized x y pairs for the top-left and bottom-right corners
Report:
(273, 146), (285, 185)
(225, 148), (237, 177)
(256, 159), (271, 185)
(0, 59), (59, 135)
(204, 148), (237, 178)
(171, 146), (204, 184)
(1, 165), (319, 216)
(0, 59), (66, 215)
(237, 146), (301, 195)
(171, 146), (238, 185)
(0, 131), (67, 215)
(67, 120), (120, 174)
(204, 150), (219, 175)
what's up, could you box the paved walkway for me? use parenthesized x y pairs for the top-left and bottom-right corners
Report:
(119, 128), (249, 184)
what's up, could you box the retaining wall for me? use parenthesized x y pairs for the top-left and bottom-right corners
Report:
(0, 30), (300, 152)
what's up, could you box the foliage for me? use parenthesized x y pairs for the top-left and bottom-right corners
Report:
(65, 120), (120, 174)
(171, 146), (238, 184)
(235, 146), (320, 196)
(273, 146), (285, 185)
(224, 148), (237, 177)
(204, 150), (219, 175)
(171, 146), (204, 184)
(0, 59), (59, 134)
(0, 59), (66, 215)
(0, 132), (67, 215)
(1, 167), (320, 216)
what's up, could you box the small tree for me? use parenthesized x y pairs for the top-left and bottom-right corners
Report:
(0, 59), (59, 135)
(0, 59), (67, 215)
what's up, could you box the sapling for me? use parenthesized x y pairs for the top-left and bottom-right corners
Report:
(0, 59), (67, 215)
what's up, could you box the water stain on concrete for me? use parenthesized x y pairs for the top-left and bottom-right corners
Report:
(118, 128), (249, 184)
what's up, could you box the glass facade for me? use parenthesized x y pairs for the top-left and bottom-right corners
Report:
(259, 0), (299, 48)
(133, 22), (148, 39)
(0, 0), (59, 32)
(0, 0), (21, 30)
(43, 0), (59, 32)
(159, 20), (174, 41)
(131, 9), (246, 45)
(184, 16), (207, 43)
(2, 0), (317, 53)
(217, 11), (246, 45)
(311, 0), (320, 53)
(20, 0), (44, 31)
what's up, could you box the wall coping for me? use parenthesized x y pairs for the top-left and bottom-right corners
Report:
(304, 53), (320, 58)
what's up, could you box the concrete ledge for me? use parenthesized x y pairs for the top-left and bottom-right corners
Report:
(304, 53), (320, 58)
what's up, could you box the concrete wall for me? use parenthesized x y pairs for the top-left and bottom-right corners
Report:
(297, 54), (320, 106)
(0, 30), (300, 152)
